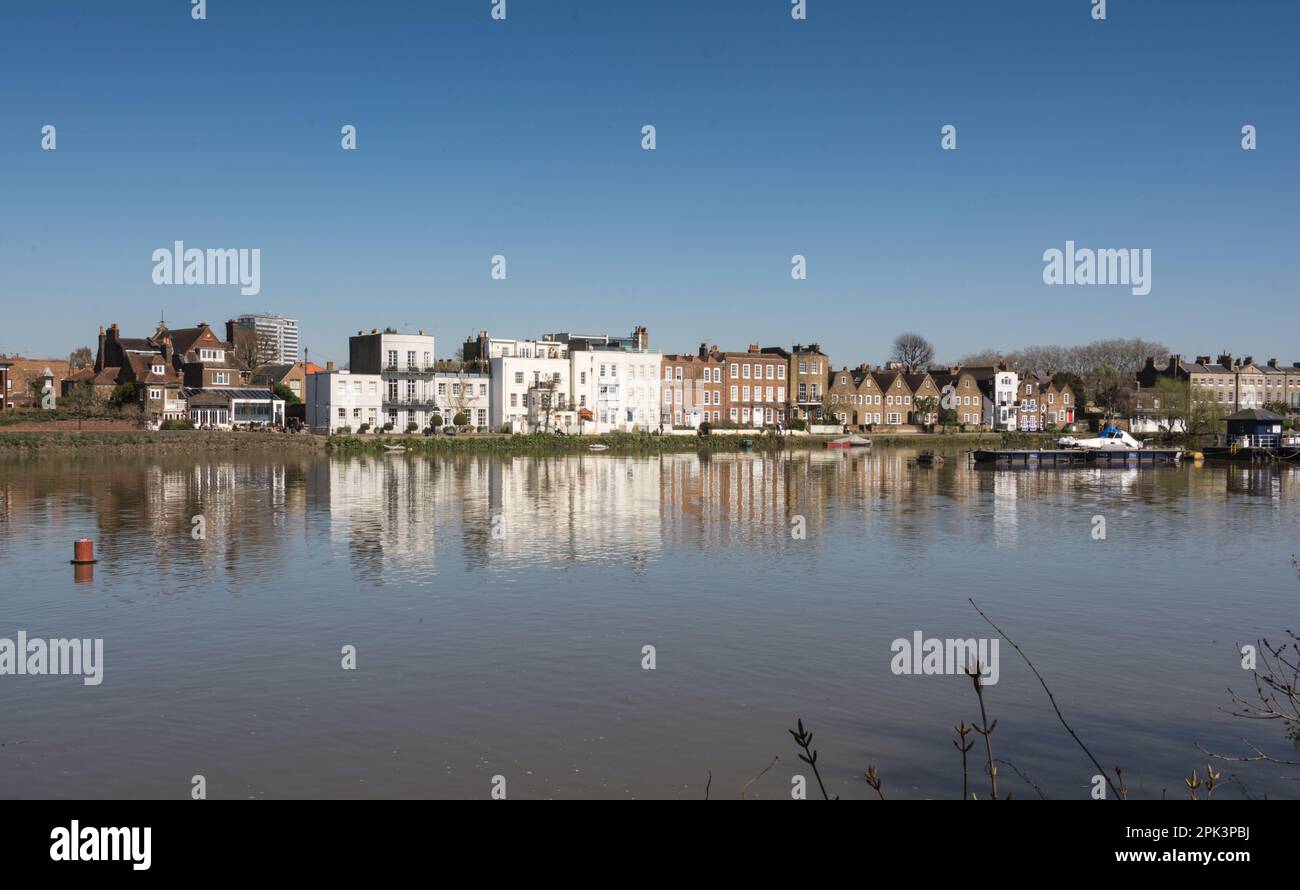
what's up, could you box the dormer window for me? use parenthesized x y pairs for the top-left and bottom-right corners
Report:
(199, 348), (224, 362)
(152, 364), (165, 375)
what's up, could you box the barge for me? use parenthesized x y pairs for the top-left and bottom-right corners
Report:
(971, 448), (1184, 466)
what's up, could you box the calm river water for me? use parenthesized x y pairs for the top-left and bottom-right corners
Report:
(1, 447), (1297, 799)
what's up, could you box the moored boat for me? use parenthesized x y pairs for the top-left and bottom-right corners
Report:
(825, 434), (870, 449)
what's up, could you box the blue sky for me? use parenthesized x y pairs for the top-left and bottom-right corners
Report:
(2, 0), (1297, 368)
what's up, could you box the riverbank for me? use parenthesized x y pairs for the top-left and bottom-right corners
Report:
(0, 428), (1065, 457)
(0, 430), (328, 456)
(325, 430), (1057, 455)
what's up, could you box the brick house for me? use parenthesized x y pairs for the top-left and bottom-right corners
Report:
(779, 343), (831, 424)
(902, 371), (942, 426)
(660, 344), (726, 428)
(870, 366), (920, 428)
(721, 344), (788, 428)
(87, 323), (187, 421)
(250, 361), (325, 401)
(1014, 375), (1076, 431)
(828, 365), (882, 428)
(928, 367), (985, 427)
(0, 357), (71, 409)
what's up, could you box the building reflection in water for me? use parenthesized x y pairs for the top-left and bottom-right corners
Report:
(0, 451), (1296, 586)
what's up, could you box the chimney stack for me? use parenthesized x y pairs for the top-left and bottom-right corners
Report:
(326, 360), (335, 372)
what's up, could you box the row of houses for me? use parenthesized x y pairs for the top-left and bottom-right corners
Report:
(301, 327), (1078, 435)
(21, 317), (1294, 437)
(42, 320), (316, 428)
(1137, 354), (1300, 411)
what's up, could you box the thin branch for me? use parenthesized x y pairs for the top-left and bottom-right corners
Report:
(970, 598), (1121, 800)
(741, 755), (780, 800)
(996, 758), (1048, 800)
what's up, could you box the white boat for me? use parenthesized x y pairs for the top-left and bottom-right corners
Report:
(1058, 427), (1143, 451)
(825, 434), (871, 449)
(588, 443), (610, 452)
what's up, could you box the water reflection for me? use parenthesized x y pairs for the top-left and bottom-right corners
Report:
(1, 449), (1298, 799)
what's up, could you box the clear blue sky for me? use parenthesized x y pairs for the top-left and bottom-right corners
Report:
(2, 0), (1297, 368)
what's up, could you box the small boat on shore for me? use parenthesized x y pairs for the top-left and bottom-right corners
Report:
(825, 434), (871, 450)
(588, 443), (610, 452)
(382, 444), (406, 455)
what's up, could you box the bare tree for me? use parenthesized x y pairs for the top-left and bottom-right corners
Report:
(68, 346), (93, 368)
(891, 333), (934, 370)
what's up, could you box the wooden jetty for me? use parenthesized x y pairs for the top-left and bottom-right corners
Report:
(971, 448), (1183, 467)
(1202, 444), (1300, 463)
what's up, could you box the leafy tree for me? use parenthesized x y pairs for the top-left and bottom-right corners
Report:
(913, 395), (939, 430)
(271, 381), (300, 404)
(110, 381), (139, 407)
(453, 412), (469, 427)
(1151, 378), (1192, 434)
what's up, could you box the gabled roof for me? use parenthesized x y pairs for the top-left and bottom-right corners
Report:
(126, 353), (182, 385)
(902, 372), (933, 393)
(871, 370), (903, 393)
(250, 363), (294, 384)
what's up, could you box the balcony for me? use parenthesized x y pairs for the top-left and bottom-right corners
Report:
(383, 366), (441, 377)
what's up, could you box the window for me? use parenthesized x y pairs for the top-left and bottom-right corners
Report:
(337, 381), (347, 396)
(798, 361), (807, 374)
(353, 381), (361, 395)
(438, 382), (447, 396)
(765, 365), (774, 380)
(515, 372), (524, 384)
(778, 366), (785, 380)
(742, 365), (751, 379)
(730, 363), (739, 379)
(730, 385), (738, 400)
(152, 364), (165, 375)
(664, 367), (672, 380)
(148, 388), (161, 400)
(213, 372), (230, 385)
(387, 350), (398, 368)
(369, 381), (377, 395)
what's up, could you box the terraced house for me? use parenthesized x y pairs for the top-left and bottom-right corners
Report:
(928, 367), (985, 427)
(660, 345), (726, 428)
(827, 365), (879, 427)
(780, 343), (830, 424)
(721, 344), (787, 428)
(1137, 353), (1300, 413)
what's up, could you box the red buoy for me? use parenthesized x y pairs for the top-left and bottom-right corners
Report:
(71, 539), (97, 564)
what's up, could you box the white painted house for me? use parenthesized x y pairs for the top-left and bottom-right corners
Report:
(348, 328), (438, 432)
(431, 371), (491, 430)
(490, 353), (572, 432)
(307, 370), (383, 434)
(569, 349), (662, 433)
